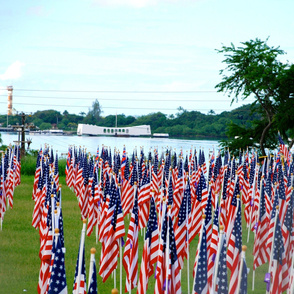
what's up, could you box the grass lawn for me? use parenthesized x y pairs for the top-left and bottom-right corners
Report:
(0, 175), (268, 293)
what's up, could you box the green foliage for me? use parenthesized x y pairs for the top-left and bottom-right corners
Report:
(132, 112), (168, 131)
(83, 99), (102, 124)
(216, 38), (294, 154)
(39, 122), (52, 130)
(32, 109), (62, 124)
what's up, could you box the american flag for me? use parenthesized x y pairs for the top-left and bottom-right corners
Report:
(193, 224), (208, 294)
(120, 145), (127, 178)
(151, 151), (160, 203)
(4, 153), (14, 209)
(207, 203), (219, 290)
(266, 190), (279, 261)
(54, 152), (59, 192)
(98, 174), (112, 242)
(122, 159), (136, 216)
(38, 202), (53, 294)
(175, 180), (191, 269)
(14, 145), (21, 187)
(73, 239), (87, 294)
(270, 216), (285, 294)
(47, 233), (67, 294)
(238, 252), (247, 294)
(215, 233), (228, 294)
(173, 158), (184, 217)
(280, 190), (294, 292)
(154, 206), (168, 294)
(253, 180), (269, 270)
(227, 196), (242, 294)
(166, 215), (182, 294)
(99, 184), (125, 282)
(57, 206), (65, 250)
(208, 150), (215, 183)
(137, 196), (159, 294)
(225, 176), (240, 243)
(65, 148), (72, 187)
(198, 171), (208, 212)
(277, 165), (287, 225)
(87, 160), (95, 237)
(80, 155), (89, 220)
(88, 253), (98, 294)
(123, 189), (139, 292)
(138, 169), (151, 230)
(278, 134), (289, 165)
(33, 150), (42, 200)
(189, 178), (203, 243)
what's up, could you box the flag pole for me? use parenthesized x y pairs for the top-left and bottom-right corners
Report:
(236, 245), (247, 293)
(114, 268), (116, 290)
(88, 248), (96, 292)
(59, 184), (62, 208)
(76, 219), (87, 294)
(252, 270), (255, 292)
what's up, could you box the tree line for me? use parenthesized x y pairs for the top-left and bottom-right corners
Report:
(0, 102), (261, 140)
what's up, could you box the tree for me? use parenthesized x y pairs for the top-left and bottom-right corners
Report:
(274, 64), (294, 148)
(216, 38), (293, 155)
(63, 110), (69, 116)
(84, 99), (103, 124)
(207, 109), (216, 115)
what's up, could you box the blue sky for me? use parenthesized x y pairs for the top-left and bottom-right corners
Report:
(0, 0), (293, 117)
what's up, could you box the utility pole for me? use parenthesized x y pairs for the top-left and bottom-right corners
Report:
(21, 112), (25, 157)
(13, 112), (32, 158)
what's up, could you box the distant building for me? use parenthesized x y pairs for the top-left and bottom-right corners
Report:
(77, 124), (151, 137)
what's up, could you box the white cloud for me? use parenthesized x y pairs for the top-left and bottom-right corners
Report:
(0, 61), (25, 80)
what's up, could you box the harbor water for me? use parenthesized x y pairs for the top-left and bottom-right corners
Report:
(0, 132), (219, 158)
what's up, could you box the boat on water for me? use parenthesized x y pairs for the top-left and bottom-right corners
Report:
(29, 129), (64, 135)
(153, 133), (169, 138)
(77, 123), (151, 137)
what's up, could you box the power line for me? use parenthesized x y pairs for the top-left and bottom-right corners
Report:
(0, 101), (231, 112)
(13, 88), (217, 94)
(0, 94), (234, 102)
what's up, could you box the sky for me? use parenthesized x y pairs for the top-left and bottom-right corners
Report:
(0, 0), (293, 118)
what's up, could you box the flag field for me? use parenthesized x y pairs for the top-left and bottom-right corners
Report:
(0, 174), (268, 293)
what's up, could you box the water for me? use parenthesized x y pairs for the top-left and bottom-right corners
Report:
(0, 132), (219, 158)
